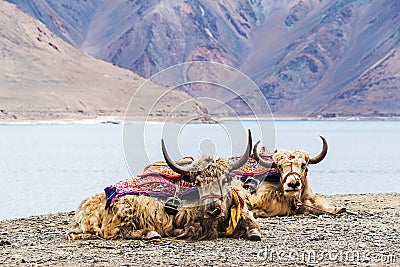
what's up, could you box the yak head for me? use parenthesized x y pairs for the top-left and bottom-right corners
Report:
(253, 136), (328, 197)
(161, 130), (252, 218)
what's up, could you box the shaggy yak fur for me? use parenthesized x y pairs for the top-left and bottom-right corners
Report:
(67, 157), (260, 241)
(244, 136), (346, 218)
(67, 132), (261, 241)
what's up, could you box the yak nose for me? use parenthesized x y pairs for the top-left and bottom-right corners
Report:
(288, 180), (301, 189)
(205, 202), (222, 218)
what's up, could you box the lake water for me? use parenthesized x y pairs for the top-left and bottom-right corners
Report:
(1, 120), (399, 221)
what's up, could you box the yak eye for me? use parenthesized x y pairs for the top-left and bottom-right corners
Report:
(301, 163), (306, 169)
(278, 164), (282, 169)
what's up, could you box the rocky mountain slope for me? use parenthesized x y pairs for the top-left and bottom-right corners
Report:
(6, 0), (400, 118)
(0, 0), (207, 122)
(249, 0), (400, 117)
(6, 0), (265, 77)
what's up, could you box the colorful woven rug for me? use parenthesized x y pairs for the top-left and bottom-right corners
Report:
(230, 146), (280, 184)
(105, 159), (198, 209)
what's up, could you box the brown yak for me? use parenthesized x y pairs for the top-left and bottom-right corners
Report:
(245, 136), (346, 217)
(67, 130), (261, 241)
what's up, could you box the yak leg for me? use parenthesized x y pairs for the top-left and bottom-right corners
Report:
(243, 210), (261, 241)
(251, 208), (275, 218)
(247, 228), (262, 241)
(251, 208), (271, 218)
(68, 228), (162, 240)
(67, 224), (118, 240)
(175, 225), (198, 240)
(227, 209), (262, 241)
(304, 195), (346, 215)
(234, 186), (262, 239)
(171, 228), (186, 237)
(66, 213), (106, 240)
(121, 228), (162, 240)
(66, 230), (101, 240)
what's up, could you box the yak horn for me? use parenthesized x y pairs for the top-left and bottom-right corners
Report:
(309, 136), (328, 164)
(253, 141), (277, 168)
(229, 129), (252, 171)
(161, 140), (191, 176)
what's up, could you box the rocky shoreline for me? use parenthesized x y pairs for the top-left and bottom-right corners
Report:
(2, 114), (400, 124)
(1, 193), (399, 266)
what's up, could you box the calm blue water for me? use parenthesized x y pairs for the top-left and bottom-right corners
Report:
(0, 121), (399, 220)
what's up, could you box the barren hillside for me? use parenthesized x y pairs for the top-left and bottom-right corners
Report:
(0, 0), (207, 122)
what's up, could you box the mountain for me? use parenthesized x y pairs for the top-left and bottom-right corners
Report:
(248, 0), (400, 117)
(0, 0), (207, 122)
(314, 47), (400, 117)
(5, 0), (265, 76)
(6, 0), (400, 118)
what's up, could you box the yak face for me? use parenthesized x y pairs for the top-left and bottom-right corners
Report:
(195, 167), (231, 219)
(274, 150), (309, 197)
(161, 130), (252, 218)
(253, 136), (328, 197)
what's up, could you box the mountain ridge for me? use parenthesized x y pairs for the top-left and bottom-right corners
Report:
(5, 0), (400, 118)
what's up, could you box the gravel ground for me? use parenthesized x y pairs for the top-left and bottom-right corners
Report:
(1, 193), (399, 266)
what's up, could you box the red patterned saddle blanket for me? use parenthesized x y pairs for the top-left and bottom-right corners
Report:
(105, 158), (197, 208)
(230, 146), (279, 182)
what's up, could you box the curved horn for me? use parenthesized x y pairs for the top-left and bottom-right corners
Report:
(161, 139), (191, 176)
(253, 141), (277, 168)
(229, 129), (252, 171)
(309, 136), (328, 164)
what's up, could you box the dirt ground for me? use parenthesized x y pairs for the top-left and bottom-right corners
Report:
(0, 193), (399, 266)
